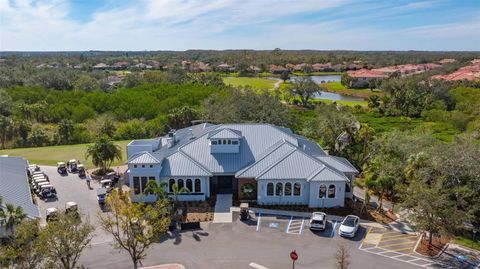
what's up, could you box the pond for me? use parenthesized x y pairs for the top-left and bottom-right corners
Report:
(270, 75), (364, 102)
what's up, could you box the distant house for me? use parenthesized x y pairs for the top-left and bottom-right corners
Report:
(346, 69), (387, 88)
(106, 75), (123, 86)
(126, 123), (358, 207)
(438, 58), (456, 65)
(111, 61), (129, 70)
(431, 62), (480, 81)
(293, 63), (311, 72)
(73, 64), (84, 69)
(217, 63), (235, 72)
(312, 63), (333, 72)
(146, 60), (161, 69)
(93, 63), (109, 69)
(134, 63), (153, 69)
(247, 65), (262, 73)
(269, 65), (288, 74)
(191, 62), (211, 72)
(0, 157), (40, 237)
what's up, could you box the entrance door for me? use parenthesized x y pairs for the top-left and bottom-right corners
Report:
(217, 176), (233, 194)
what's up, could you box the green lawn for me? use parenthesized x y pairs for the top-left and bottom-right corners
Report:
(454, 235), (480, 251)
(315, 99), (368, 107)
(0, 140), (130, 169)
(223, 77), (279, 90)
(322, 81), (383, 98)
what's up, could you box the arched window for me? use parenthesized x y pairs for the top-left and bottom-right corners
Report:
(275, 182), (283, 196)
(319, 184), (327, 198)
(328, 184), (336, 198)
(186, 179), (193, 192)
(284, 182), (292, 196)
(294, 183), (301, 196)
(169, 179), (175, 193)
(178, 179), (184, 190)
(266, 183), (274, 196)
(195, 178), (201, 193)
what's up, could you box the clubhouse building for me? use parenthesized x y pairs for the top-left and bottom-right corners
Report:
(126, 123), (358, 208)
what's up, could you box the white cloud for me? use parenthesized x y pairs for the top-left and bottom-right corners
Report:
(0, 0), (478, 51)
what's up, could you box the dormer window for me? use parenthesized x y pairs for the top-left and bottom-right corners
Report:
(207, 128), (242, 154)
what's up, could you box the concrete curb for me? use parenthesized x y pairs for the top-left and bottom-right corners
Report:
(412, 234), (449, 259)
(141, 264), (186, 269)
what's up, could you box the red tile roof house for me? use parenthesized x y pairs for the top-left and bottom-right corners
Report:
(111, 61), (129, 70)
(269, 65), (289, 74)
(431, 63), (480, 81)
(312, 63), (333, 72)
(438, 58), (457, 65)
(346, 69), (388, 88)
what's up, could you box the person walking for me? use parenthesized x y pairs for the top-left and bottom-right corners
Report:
(86, 173), (91, 189)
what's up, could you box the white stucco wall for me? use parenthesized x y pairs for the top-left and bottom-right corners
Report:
(308, 181), (345, 208)
(128, 163), (162, 203)
(159, 176), (208, 201)
(257, 179), (309, 205)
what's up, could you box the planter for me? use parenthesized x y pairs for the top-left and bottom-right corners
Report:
(181, 222), (200, 231)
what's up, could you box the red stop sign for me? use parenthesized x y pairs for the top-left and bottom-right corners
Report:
(290, 250), (298, 261)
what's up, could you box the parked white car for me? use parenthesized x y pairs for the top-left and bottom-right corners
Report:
(309, 212), (327, 231)
(339, 215), (360, 238)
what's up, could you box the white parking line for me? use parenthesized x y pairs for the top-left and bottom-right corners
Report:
(299, 218), (305, 235)
(285, 216), (293, 233)
(249, 262), (271, 269)
(256, 213), (261, 232)
(331, 220), (339, 237)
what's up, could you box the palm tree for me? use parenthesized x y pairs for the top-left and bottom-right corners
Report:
(3, 203), (27, 234)
(85, 136), (122, 174)
(143, 180), (168, 201)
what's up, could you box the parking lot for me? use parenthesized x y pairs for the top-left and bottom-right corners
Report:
(36, 165), (113, 244)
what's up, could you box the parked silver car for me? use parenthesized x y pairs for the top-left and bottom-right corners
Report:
(309, 212), (327, 231)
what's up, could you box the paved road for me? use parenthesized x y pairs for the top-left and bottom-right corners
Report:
(79, 214), (419, 269)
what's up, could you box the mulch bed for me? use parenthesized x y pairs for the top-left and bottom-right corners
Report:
(415, 235), (450, 257)
(179, 201), (215, 223)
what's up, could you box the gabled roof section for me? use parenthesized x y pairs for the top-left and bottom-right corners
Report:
(308, 166), (349, 182)
(256, 147), (326, 180)
(236, 141), (297, 178)
(316, 156), (358, 174)
(160, 152), (212, 177)
(128, 151), (162, 164)
(0, 157), (39, 218)
(207, 128), (242, 139)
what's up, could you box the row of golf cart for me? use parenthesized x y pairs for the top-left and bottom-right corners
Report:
(46, 202), (78, 222)
(30, 168), (57, 200)
(57, 159), (86, 177)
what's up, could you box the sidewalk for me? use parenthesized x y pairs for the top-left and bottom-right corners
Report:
(213, 194), (233, 223)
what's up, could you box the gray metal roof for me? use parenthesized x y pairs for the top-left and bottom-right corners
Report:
(128, 152), (162, 164)
(309, 166), (349, 182)
(316, 156), (358, 173)
(207, 128), (242, 139)
(159, 152), (212, 177)
(256, 148), (327, 180)
(128, 123), (357, 181)
(0, 157), (40, 218)
(180, 124), (299, 174)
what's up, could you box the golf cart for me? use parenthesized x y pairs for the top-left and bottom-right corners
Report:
(67, 159), (78, 173)
(97, 188), (108, 207)
(57, 162), (67, 175)
(240, 203), (251, 221)
(105, 172), (120, 185)
(40, 185), (57, 199)
(65, 201), (80, 219)
(46, 207), (59, 222)
(77, 164), (86, 177)
(100, 179), (113, 192)
(34, 180), (49, 193)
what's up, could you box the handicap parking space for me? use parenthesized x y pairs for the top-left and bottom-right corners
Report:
(358, 227), (457, 268)
(255, 213), (309, 235)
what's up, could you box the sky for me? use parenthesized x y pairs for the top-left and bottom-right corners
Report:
(0, 0), (479, 51)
